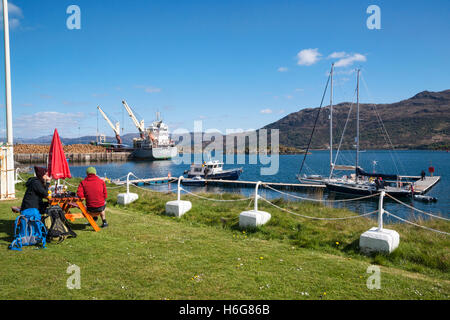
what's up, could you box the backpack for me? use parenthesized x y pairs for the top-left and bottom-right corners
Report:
(9, 208), (47, 251)
(41, 205), (77, 243)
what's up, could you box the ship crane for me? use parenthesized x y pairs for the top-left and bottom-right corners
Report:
(97, 106), (123, 146)
(122, 100), (146, 139)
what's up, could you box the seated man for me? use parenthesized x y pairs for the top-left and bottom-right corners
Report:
(21, 166), (52, 214)
(77, 167), (108, 228)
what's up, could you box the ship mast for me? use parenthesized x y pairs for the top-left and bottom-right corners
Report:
(355, 69), (360, 182)
(329, 63), (334, 176)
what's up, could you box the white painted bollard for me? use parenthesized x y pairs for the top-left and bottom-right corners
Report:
(359, 191), (400, 254)
(165, 176), (192, 217)
(239, 181), (271, 228)
(117, 172), (139, 205)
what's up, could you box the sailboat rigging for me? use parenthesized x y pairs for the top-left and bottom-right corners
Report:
(324, 69), (412, 197)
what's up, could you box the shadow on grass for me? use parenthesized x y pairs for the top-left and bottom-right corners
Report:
(0, 219), (15, 242)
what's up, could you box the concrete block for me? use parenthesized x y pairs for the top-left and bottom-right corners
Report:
(239, 210), (271, 228)
(117, 192), (139, 205)
(359, 227), (400, 254)
(165, 200), (192, 218)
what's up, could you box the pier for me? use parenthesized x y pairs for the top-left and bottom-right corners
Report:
(203, 179), (325, 191)
(113, 176), (178, 185)
(410, 176), (441, 194)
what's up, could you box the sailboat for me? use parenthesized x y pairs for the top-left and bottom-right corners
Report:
(296, 63), (354, 185)
(324, 69), (412, 197)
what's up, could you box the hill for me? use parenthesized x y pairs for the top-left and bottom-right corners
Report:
(262, 90), (450, 150)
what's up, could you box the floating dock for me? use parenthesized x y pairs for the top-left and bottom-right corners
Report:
(113, 176), (177, 185)
(410, 176), (441, 194)
(203, 179), (325, 191)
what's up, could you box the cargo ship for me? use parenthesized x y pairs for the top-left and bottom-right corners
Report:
(122, 101), (178, 160)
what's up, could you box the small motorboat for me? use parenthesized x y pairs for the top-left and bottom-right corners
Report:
(184, 160), (243, 180)
(181, 176), (206, 186)
(413, 194), (437, 202)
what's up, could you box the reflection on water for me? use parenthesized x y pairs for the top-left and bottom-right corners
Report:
(26, 150), (449, 221)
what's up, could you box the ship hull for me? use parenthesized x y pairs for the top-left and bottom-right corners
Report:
(132, 146), (178, 160)
(326, 182), (412, 197)
(187, 168), (242, 180)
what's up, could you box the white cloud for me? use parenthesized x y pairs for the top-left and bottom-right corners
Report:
(14, 111), (86, 138)
(260, 108), (273, 114)
(277, 67), (288, 72)
(328, 51), (347, 59)
(136, 85), (162, 93)
(0, 3), (24, 29)
(144, 87), (161, 93)
(330, 52), (367, 68)
(297, 48), (321, 66)
(295, 88), (304, 92)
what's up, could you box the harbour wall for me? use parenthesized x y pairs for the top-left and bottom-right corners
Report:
(14, 152), (133, 164)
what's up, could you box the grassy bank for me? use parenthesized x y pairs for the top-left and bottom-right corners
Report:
(0, 176), (448, 299)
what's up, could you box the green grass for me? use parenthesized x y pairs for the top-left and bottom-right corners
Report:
(0, 175), (448, 300)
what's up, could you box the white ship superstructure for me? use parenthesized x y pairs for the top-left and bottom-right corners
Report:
(122, 101), (178, 160)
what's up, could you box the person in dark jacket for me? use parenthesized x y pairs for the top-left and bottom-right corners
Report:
(77, 167), (108, 228)
(21, 166), (52, 214)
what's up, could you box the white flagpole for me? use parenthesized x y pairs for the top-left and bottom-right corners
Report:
(1, 0), (16, 200)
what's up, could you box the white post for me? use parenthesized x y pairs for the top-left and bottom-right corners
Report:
(1, 0), (15, 200)
(165, 175), (191, 217)
(359, 189), (399, 254)
(378, 190), (385, 231)
(177, 175), (183, 201)
(126, 172), (132, 194)
(254, 181), (262, 211)
(239, 181), (271, 228)
(117, 172), (138, 205)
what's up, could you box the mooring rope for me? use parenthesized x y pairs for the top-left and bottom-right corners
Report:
(384, 210), (450, 236)
(259, 196), (378, 221)
(130, 182), (174, 194)
(180, 187), (253, 202)
(385, 193), (450, 222)
(262, 183), (380, 203)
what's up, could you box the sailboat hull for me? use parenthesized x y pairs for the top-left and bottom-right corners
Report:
(326, 182), (412, 197)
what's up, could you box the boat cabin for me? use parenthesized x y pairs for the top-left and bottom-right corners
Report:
(185, 160), (224, 177)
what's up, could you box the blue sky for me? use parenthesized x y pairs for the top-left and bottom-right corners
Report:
(0, 0), (449, 139)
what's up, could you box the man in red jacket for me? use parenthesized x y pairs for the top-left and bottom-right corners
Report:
(77, 167), (108, 228)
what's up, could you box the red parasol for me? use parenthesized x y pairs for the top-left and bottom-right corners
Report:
(47, 128), (71, 180)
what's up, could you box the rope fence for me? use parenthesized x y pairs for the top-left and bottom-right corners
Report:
(385, 193), (450, 222)
(262, 183), (380, 203)
(17, 169), (448, 236)
(260, 196), (378, 221)
(385, 210), (450, 236)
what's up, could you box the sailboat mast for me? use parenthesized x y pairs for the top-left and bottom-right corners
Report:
(355, 69), (360, 182)
(329, 63), (334, 175)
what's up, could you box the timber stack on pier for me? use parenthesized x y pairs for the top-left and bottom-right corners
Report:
(13, 144), (133, 164)
(14, 152), (133, 164)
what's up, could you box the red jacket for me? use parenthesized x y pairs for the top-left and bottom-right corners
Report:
(77, 174), (107, 208)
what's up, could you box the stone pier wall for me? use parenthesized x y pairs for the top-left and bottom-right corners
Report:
(14, 152), (133, 164)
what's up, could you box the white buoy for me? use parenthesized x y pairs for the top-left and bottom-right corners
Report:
(165, 176), (192, 217)
(239, 181), (271, 228)
(117, 172), (139, 205)
(359, 191), (399, 254)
